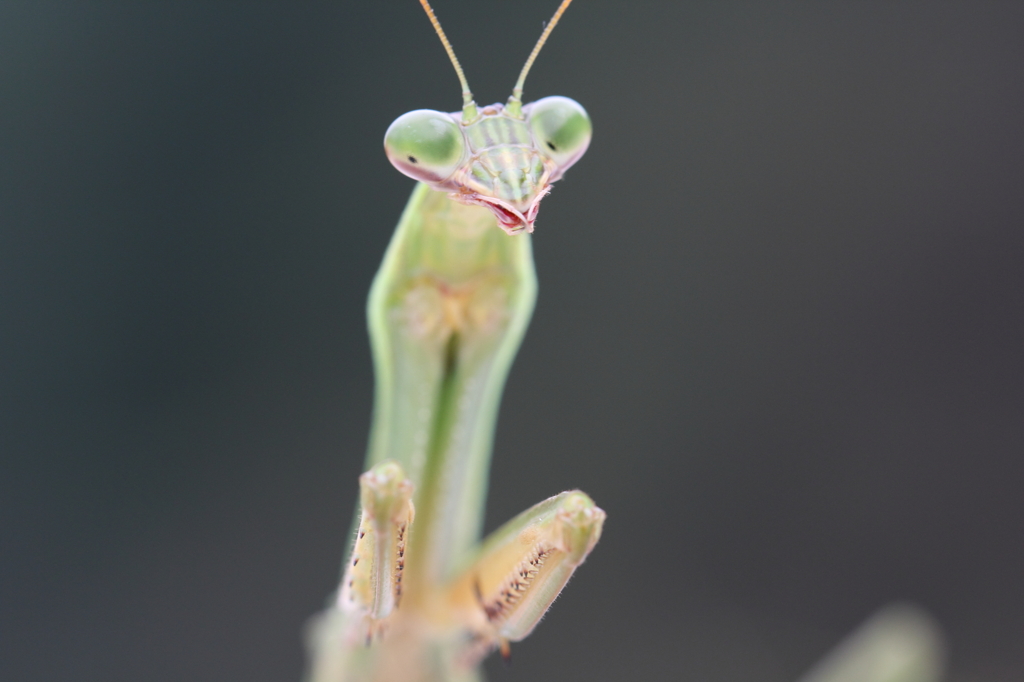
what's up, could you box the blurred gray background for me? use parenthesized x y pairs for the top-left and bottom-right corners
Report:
(2, 2), (1023, 680)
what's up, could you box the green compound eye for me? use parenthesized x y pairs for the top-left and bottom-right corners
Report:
(526, 96), (591, 173)
(384, 109), (466, 184)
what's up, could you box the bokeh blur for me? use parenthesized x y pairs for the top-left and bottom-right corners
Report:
(2, 2), (1023, 681)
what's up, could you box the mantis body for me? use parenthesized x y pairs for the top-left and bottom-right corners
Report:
(307, 2), (603, 680)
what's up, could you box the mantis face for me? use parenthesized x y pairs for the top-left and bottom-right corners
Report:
(384, 96), (592, 235)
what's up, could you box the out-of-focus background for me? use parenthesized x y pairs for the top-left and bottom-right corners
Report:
(2, 2), (1022, 681)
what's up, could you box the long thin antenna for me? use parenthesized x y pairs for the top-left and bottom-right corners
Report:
(507, 0), (575, 117)
(418, 0), (477, 121)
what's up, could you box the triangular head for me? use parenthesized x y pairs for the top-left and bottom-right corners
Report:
(385, 97), (590, 235)
(383, 0), (590, 235)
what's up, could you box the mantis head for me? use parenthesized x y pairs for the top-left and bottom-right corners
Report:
(383, 0), (590, 235)
(384, 98), (590, 234)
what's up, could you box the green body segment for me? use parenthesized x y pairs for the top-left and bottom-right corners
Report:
(306, 175), (605, 682)
(365, 183), (537, 586)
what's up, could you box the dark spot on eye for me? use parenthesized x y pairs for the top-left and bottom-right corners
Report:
(546, 141), (557, 151)
(408, 155), (418, 163)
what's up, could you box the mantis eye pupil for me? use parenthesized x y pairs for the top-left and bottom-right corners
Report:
(546, 141), (557, 151)
(408, 155), (418, 163)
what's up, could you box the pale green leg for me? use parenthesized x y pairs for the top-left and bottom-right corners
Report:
(797, 605), (946, 682)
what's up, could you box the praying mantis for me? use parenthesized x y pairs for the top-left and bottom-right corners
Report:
(305, 1), (603, 680)
(301, 2), (949, 680)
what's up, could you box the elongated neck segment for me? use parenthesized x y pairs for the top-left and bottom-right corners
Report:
(365, 185), (538, 589)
